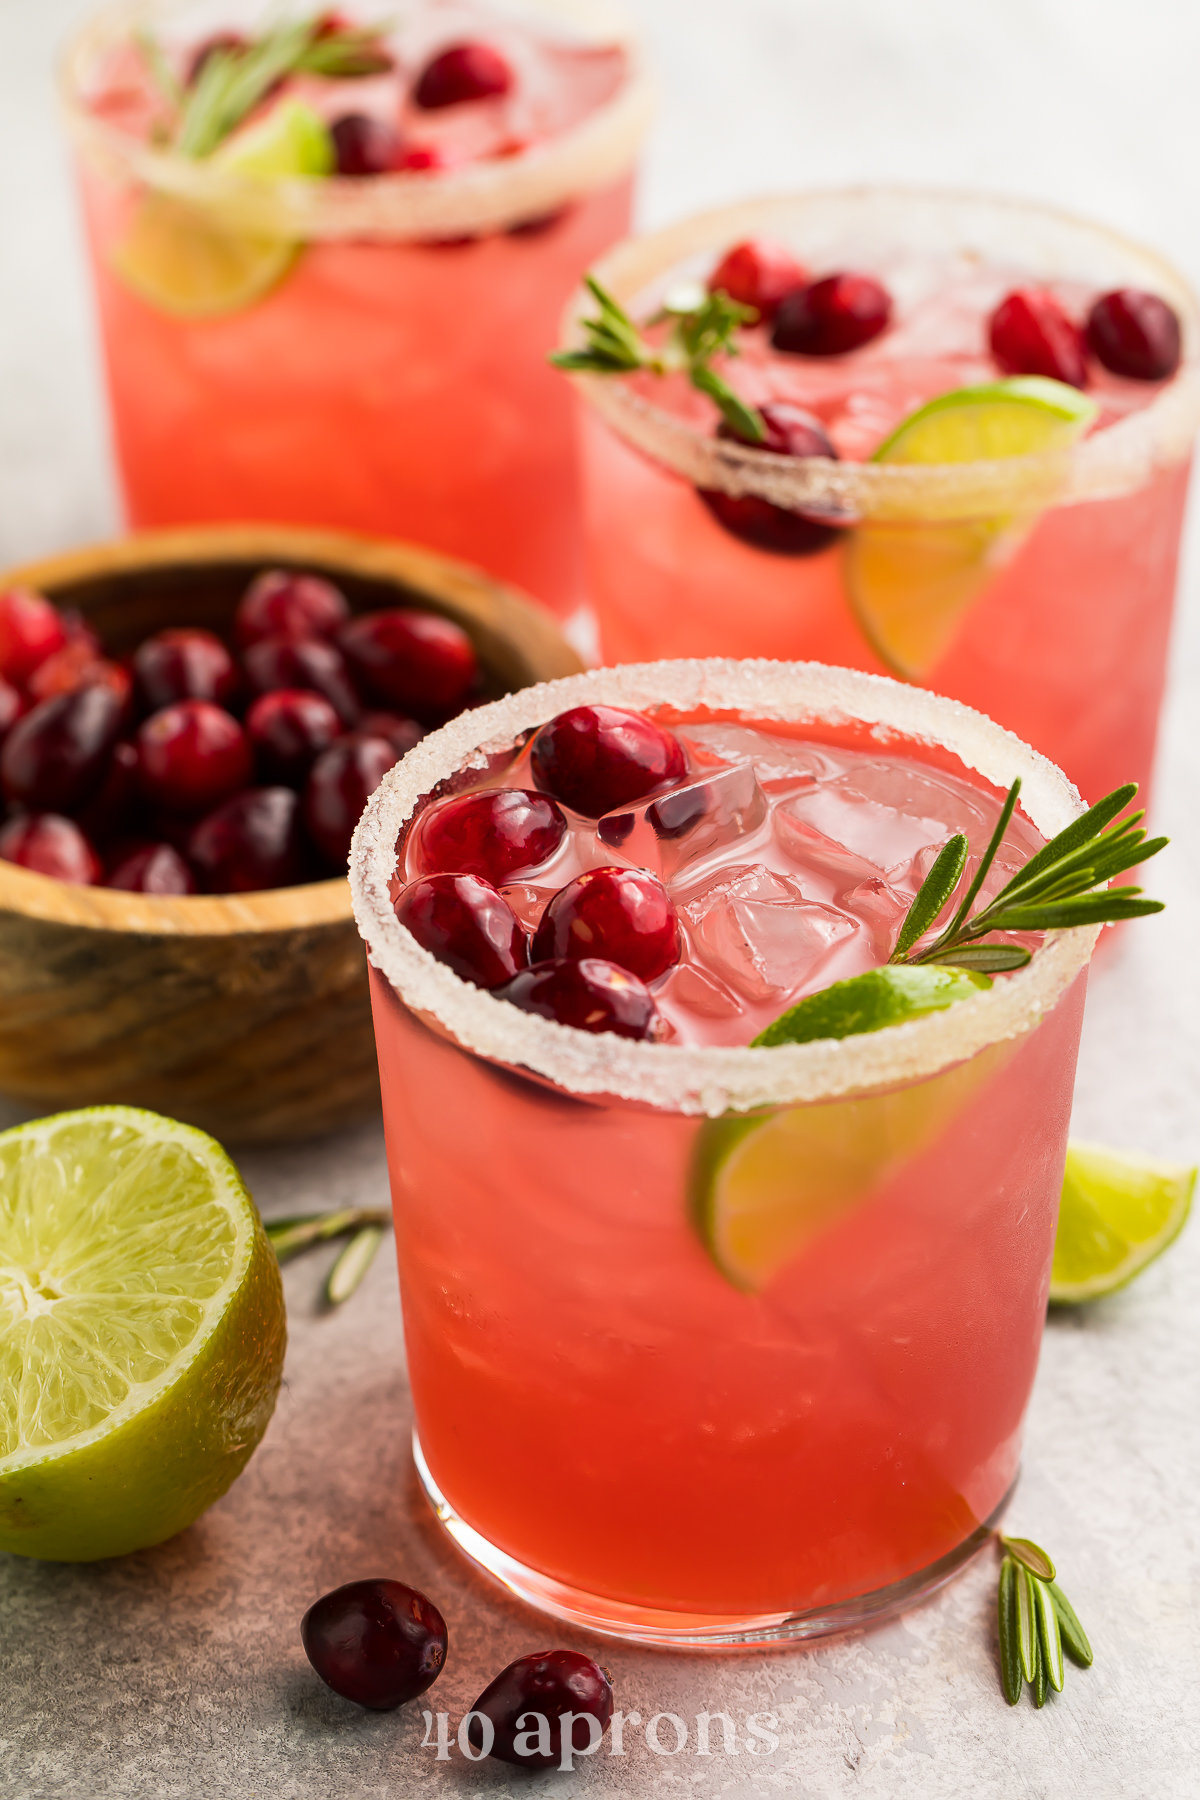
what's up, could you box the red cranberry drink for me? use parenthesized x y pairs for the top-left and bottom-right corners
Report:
(351, 660), (1162, 1642)
(62, 2), (651, 620)
(556, 192), (1200, 804)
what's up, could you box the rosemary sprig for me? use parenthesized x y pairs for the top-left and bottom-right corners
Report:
(550, 275), (767, 443)
(265, 1206), (391, 1307)
(890, 779), (1166, 973)
(996, 1535), (1092, 1707)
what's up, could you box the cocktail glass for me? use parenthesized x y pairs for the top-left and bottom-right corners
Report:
(350, 658), (1098, 1645)
(61, 0), (652, 621)
(561, 192), (1200, 804)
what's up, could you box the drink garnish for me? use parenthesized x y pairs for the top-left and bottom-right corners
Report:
(996, 1535), (1092, 1706)
(1051, 1142), (1194, 1303)
(265, 1205), (392, 1306)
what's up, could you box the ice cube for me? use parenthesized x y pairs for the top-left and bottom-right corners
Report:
(842, 875), (910, 959)
(677, 724), (839, 791)
(774, 811), (889, 895)
(597, 761), (768, 882)
(680, 863), (859, 1003)
(657, 961), (745, 1020)
(779, 758), (981, 877)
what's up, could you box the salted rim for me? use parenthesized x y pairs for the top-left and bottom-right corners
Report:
(350, 658), (1099, 1116)
(60, 0), (653, 241)
(563, 189), (1200, 520)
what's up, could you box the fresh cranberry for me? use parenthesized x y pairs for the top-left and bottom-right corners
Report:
(184, 31), (247, 86)
(337, 609), (478, 717)
(189, 787), (304, 893)
(301, 1580), (447, 1711)
(74, 739), (139, 844)
(1, 685), (123, 812)
(105, 842), (196, 895)
(0, 813), (100, 885)
(530, 706), (686, 818)
(0, 588), (68, 687)
(134, 628), (238, 713)
(398, 143), (451, 172)
(708, 239), (808, 322)
(466, 1651), (613, 1769)
(532, 867), (680, 983)
(234, 569), (350, 648)
(699, 402), (841, 555)
(413, 41), (513, 108)
(246, 689), (343, 786)
(1087, 288), (1182, 382)
(0, 679), (22, 740)
(416, 787), (565, 882)
(772, 273), (892, 356)
(242, 635), (361, 727)
(358, 711), (424, 756)
(498, 957), (661, 1039)
(395, 873), (528, 987)
(25, 642), (130, 706)
(988, 288), (1088, 387)
(304, 734), (398, 868)
(331, 114), (402, 176)
(137, 700), (252, 815)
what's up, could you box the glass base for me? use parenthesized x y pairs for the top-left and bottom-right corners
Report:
(413, 1432), (1014, 1648)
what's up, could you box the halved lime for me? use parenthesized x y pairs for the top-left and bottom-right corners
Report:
(0, 1107), (285, 1561)
(844, 378), (1099, 680)
(1050, 1140), (1194, 1303)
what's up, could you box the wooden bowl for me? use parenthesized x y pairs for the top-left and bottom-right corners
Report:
(0, 525), (582, 1143)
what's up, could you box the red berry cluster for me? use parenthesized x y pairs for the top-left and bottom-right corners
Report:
(396, 705), (689, 1041)
(330, 40), (513, 175)
(989, 285), (1182, 388)
(0, 569), (479, 895)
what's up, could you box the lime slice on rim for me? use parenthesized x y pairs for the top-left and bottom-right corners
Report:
(843, 377), (1099, 681)
(1050, 1141), (1194, 1303)
(0, 1107), (285, 1561)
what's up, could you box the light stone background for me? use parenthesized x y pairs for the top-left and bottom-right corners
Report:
(2, 2), (1199, 1796)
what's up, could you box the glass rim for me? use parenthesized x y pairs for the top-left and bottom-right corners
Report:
(562, 187), (1200, 521)
(60, 0), (653, 241)
(350, 657), (1098, 1117)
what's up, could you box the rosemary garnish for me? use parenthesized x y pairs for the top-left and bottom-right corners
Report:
(550, 275), (767, 443)
(266, 1206), (391, 1307)
(891, 779), (1166, 973)
(996, 1535), (1092, 1706)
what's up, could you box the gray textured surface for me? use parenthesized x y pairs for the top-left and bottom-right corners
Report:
(2, 2), (1200, 1796)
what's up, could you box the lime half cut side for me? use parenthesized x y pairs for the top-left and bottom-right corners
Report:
(844, 378), (1099, 681)
(1051, 1140), (1194, 1303)
(0, 1107), (285, 1561)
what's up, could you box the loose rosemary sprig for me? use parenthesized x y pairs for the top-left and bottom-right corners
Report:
(996, 1536), (1093, 1707)
(265, 1206), (391, 1307)
(890, 779), (1166, 974)
(550, 275), (767, 444)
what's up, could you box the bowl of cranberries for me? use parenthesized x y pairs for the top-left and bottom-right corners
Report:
(0, 525), (580, 1142)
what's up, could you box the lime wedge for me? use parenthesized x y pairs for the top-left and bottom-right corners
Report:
(0, 1107), (285, 1561)
(1050, 1140), (1194, 1303)
(754, 964), (990, 1047)
(211, 98), (334, 181)
(843, 378), (1099, 680)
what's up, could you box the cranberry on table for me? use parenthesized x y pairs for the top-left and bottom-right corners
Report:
(137, 700), (252, 815)
(134, 628), (238, 713)
(498, 957), (662, 1039)
(988, 287), (1088, 387)
(337, 609), (478, 717)
(189, 787), (305, 893)
(331, 113), (403, 176)
(772, 273), (892, 356)
(1087, 288), (1182, 382)
(395, 873), (528, 988)
(304, 733), (399, 867)
(242, 635), (362, 727)
(246, 689), (343, 786)
(358, 711), (424, 756)
(0, 813), (100, 885)
(532, 867), (680, 984)
(700, 402), (842, 556)
(234, 569), (350, 648)
(105, 842), (196, 895)
(0, 587), (68, 687)
(530, 705), (686, 818)
(414, 41), (513, 108)
(416, 787), (565, 882)
(467, 1650), (613, 1769)
(301, 1579), (447, 1711)
(708, 238), (808, 321)
(1, 685), (123, 813)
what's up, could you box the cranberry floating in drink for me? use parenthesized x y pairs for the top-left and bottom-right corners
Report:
(529, 705), (686, 815)
(1087, 288), (1183, 382)
(413, 787), (565, 883)
(708, 238), (807, 321)
(530, 865), (680, 982)
(699, 403), (841, 555)
(988, 287), (1088, 388)
(396, 873), (528, 988)
(772, 272), (892, 356)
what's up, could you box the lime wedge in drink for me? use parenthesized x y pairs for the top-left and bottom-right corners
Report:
(843, 378), (1099, 680)
(1050, 1141), (1194, 1303)
(0, 1107), (285, 1561)
(112, 100), (333, 317)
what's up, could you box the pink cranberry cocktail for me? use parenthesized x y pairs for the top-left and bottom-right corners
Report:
(351, 659), (1100, 1645)
(560, 192), (1200, 805)
(62, 1), (651, 621)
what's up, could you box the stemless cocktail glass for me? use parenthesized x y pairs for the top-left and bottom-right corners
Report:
(562, 192), (1200, 804)
(351, 659), (1098, 1645)
(61, 0), (652, 620)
